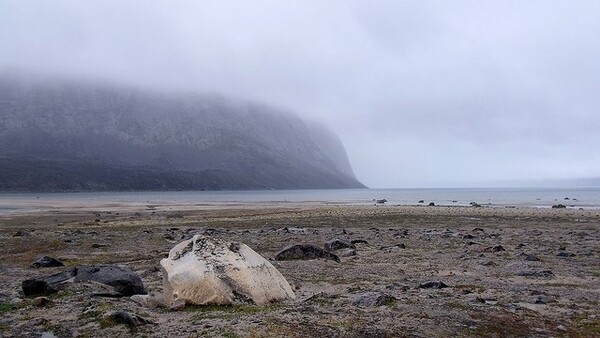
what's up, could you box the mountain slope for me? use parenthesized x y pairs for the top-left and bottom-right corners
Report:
(0, 76), (366, 191)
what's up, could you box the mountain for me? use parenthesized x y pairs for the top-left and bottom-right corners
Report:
(0, 75), (366, 191)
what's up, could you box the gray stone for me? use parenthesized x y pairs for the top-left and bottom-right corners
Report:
(23, 265), (145, 297)
(516, 270), (555, 278)
(74, 265), (145, 296)
(33, 297), (50, 307)
(324, 239), (355, 252)
(338, 248), (357, 257)
(30, 256), (65, 268)
(352, 292), (396, 307)
(519, 253), (540, 261)
(556, 251), (576, 257)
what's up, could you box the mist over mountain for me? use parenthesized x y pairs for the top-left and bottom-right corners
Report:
(0, 76), (365, 191)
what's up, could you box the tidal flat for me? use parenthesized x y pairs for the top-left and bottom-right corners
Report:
(1, 203), (599, 337)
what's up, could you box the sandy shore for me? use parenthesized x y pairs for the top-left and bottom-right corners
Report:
(1, 203), (599, 337)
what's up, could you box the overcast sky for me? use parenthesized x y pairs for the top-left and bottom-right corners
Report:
(1, 1), (599, 188)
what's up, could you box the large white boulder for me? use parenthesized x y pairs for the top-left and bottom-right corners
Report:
(160, 235), (295, 307)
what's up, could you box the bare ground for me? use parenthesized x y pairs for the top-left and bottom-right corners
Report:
(1, 203), (599, 337)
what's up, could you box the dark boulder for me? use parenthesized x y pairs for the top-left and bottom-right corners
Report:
(30, 256), (64, 268)
(350, 239), (369, 245)
(74, 265), (146, 296)
(419, 281), (448, 289)
(22, 265), (145, 297)
(324, 239), (355, 252)
(22, 279), (58, 297)
(275, 244), (340, 263)
(556, 251), (576, 257)
(428, 202), (435, 206)
(22, 269), (77, 297)
(551, 204), (566, 209)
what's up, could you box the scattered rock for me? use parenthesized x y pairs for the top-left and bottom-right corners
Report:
(463, 234), (475, 239)
(516, 270), (555, 278)
(418, 200), (424, 203)
(12, 230), (31, 237)
(33, 297), (50, 307)
(519, 253), (540, 261)
(338, 248), (357, 257)
(484, 245), (506, 253)
(103, 310), (154, 327)
(30, 256), (65, 268)
(350, 239), (369, 245)
(534, 294), (553, 304)
(556, 251), (576, 257)
(275, 244), (340, 263)
(419, 281), (448, 289)
(324, 239), (356, 252)
(161, 235), (295, 307)
(472, 228), (485, 232)
(551, 204), (566, 209)
(375, 199), (387, 204)
(352, 292), (396, 307)
(380, 243), (406, 251)
(385, 283), (410, 292)
(470, 202), (482, 208)
(91, 243), (110, 248)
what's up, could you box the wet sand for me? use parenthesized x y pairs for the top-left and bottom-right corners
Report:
(1, 203), (599, 337)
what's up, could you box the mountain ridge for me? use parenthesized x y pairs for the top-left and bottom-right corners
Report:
(0, 76), (366, 191)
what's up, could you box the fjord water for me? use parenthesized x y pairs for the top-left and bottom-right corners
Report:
(1, 188), (600, 215)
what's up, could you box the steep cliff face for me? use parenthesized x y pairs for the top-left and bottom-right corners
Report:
(0, 77), (365, 191)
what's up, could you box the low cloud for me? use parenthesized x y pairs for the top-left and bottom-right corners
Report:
(2, 0), (599, 187)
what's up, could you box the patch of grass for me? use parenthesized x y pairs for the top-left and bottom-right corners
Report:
(470, 314), (533, 337)
(49, 290), (73, 300)
(454, 284), (486, 293)
(444, 302), (470, 311)
(0, 302), (15, 314)
(220, 331), (239, 338)
(569, 314), (600, 337)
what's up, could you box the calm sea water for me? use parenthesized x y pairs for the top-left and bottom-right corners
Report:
(1, 188), (600, 215)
